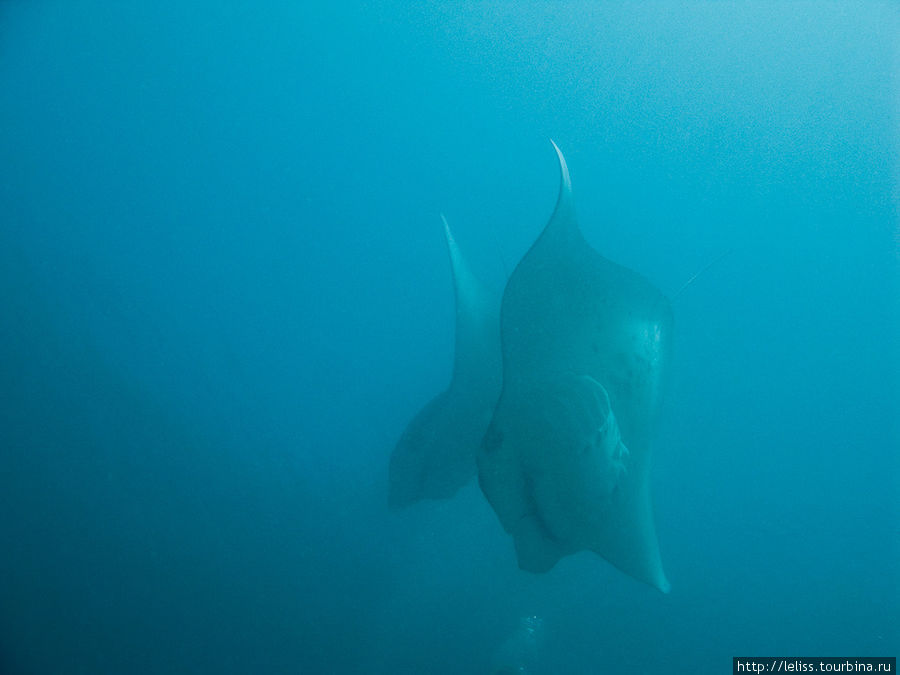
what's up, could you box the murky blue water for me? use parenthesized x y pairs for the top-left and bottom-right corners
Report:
(1, 2), (897, 673)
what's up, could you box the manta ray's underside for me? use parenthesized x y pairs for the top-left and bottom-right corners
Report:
(477, 142), (673, 592)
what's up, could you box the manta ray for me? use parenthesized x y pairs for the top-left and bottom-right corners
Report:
(389, 215), (502, 508)
(477, 142), (673, 592)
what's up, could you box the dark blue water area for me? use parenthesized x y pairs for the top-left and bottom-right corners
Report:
(1, 2), (897, 673)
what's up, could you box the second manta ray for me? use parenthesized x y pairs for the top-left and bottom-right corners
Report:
(389, 216), (502, 508)
(478, 141), (673, 592)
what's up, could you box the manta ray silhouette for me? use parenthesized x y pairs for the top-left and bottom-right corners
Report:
(389, 215), (502, 508)
(478, 141), (673, 592)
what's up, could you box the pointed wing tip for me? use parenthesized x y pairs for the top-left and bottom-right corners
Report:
(548, 138), (572, 197)
(440, 212), (456, 250)
(657, 575), (671, 594)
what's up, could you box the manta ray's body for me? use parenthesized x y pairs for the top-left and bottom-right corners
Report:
(389, 216), (502, 508)
(478, 142), (673, 592)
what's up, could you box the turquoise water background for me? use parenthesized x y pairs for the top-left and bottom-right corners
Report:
(1, 2), (898, 673)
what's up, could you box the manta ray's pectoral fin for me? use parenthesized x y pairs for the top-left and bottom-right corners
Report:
(389, 215), (502, 508)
